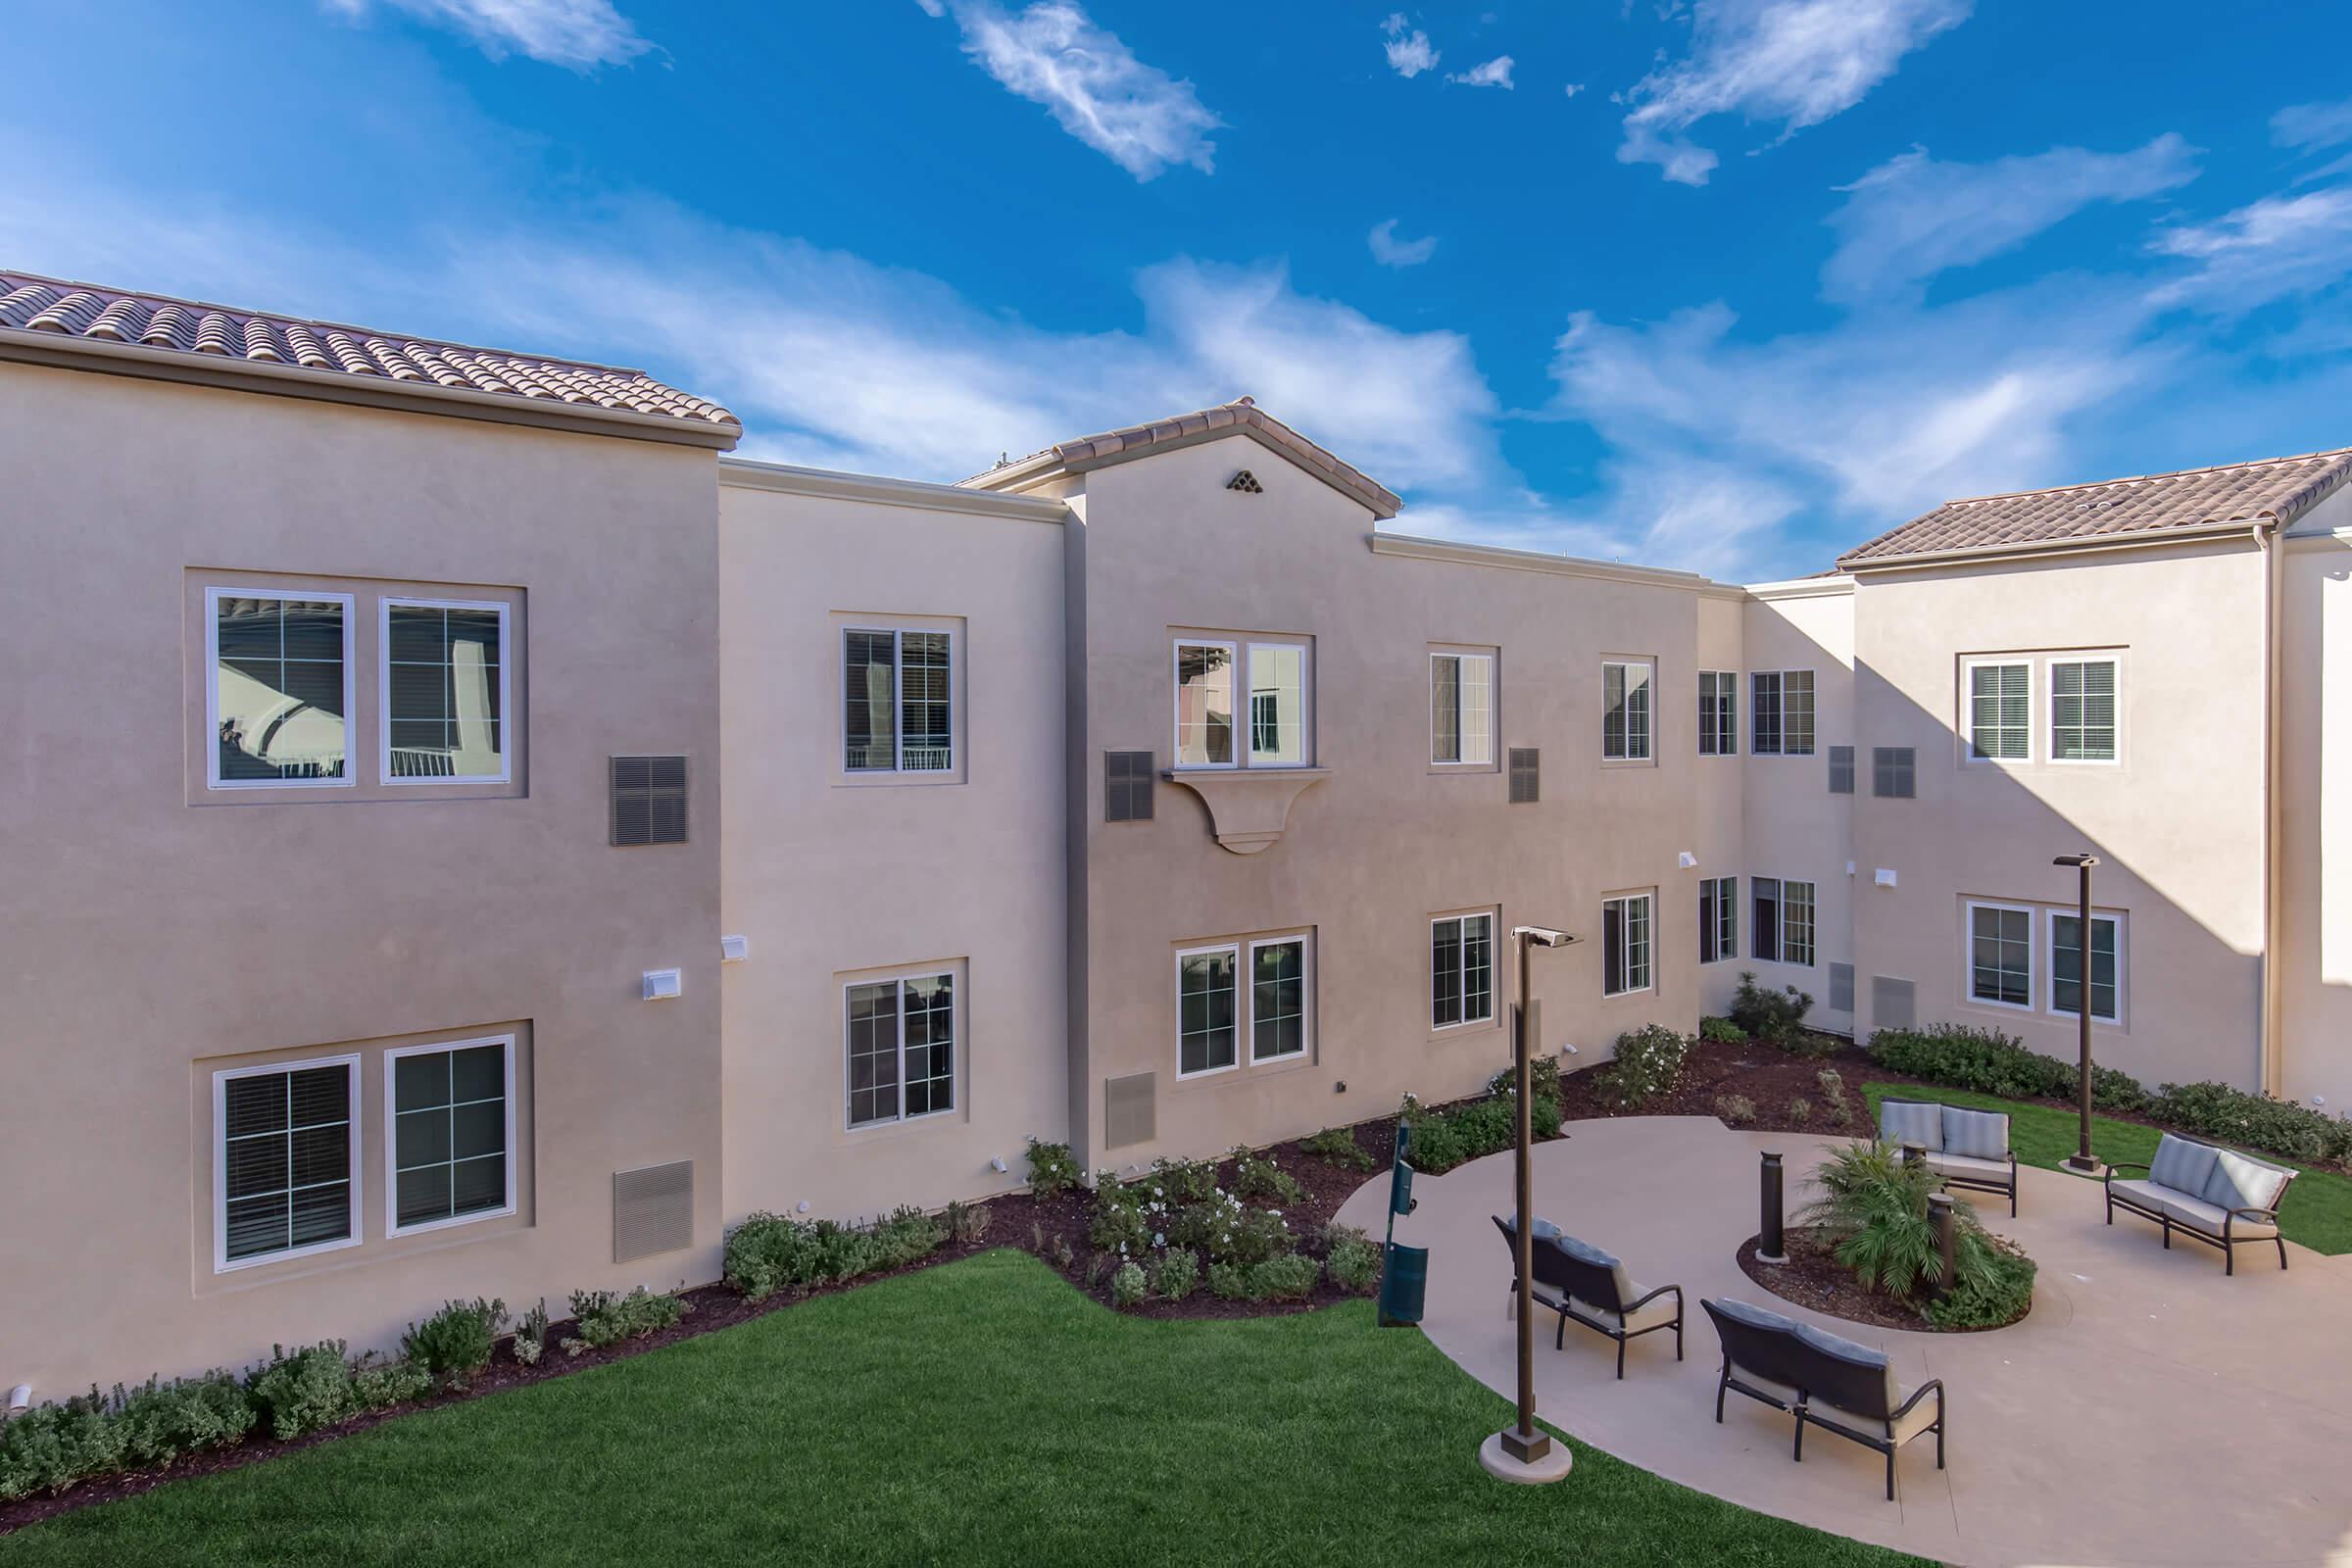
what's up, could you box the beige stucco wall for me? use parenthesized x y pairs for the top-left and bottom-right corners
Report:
(1062, 437), (1718, 1177)
(716, 468), (1068, 1222)
(1847, 540), (2269, 1089)
(0, 364), (724, 1396)
(1693, 591), (1750, 1017)
(2278, 503), (2352, 1111)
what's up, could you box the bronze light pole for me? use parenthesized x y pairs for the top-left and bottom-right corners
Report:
(1493, 923), (1577, 1478)
(2053, 854), (2101, 1172)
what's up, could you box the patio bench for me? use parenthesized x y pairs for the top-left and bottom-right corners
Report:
(1492, 1214), (1684, 1379)
(1701, 1297), (1945, 1502)
(2104, 1132), (2296, 1276)
(1877, 1097), (2019, 1216)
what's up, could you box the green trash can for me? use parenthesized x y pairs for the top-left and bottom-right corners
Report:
(1377, 1243), (1428, 1327)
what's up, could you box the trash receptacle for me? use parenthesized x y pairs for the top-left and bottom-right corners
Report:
(1377, 1243), (1428, 1326)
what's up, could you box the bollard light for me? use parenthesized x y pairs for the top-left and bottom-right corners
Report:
(1757, 1152), (1787, 1263)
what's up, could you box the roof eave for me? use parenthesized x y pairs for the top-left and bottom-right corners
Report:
(1837, 515), (2278, 574)
(0, 327), (743, 451)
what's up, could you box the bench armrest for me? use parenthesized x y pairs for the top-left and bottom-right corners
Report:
(1624, 1282), (1683, 1314)
(2103, 1161), (2150, 1186)
(1890, 1379), (1943, 1421)
(2224, 1205), (2279, 1237)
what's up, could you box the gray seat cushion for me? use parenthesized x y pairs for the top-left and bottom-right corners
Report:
(2107, 1178), (2173, 1214)
(1505, 1213), (1562, 1243)
(1709, 1296), (1799, 1334)
(2160, 1192), (2279, 1240)
(2149, 1135), (2222, 1198)
(1806, 1388), (1940, 1446)
(1878, 1101), (1944, 1152)
(1727, 1365), (1800, 1406)
(2202, 1149), (2289, 1215)
(1570, 1289), (1677, 1333)
(1940, 1106), (2010, 1160)
(1925, 1151), (2012, 1183)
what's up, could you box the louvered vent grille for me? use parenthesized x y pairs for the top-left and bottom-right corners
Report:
(1105, 750), (1155, 823)
(1828, 746), (1855, 795)
(612, 755), (688, 845)
(1507, 748), (1540, 804)
(612, 1159), (694, 1262)
(1873, 747), (1916, 799)
(1104, 1071), (1156, 1149)
(1829, 961), (1855, 1012)
(1872, 976), (1916, 1030)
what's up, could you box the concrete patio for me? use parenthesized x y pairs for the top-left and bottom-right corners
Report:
(1336, 1115), (2352, 1568)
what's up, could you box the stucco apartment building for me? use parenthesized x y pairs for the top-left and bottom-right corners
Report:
(5, 269), (2349, 1397)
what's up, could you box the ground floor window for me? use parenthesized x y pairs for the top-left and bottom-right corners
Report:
(1178, 946), (1240, 1076)
(216, 1055), (360, 1269)
(1602, 892), (1653, 995)
(1781, 880), (1817, 966)
(388, 1037), (514, 1233)
(1250, 937), (1309, 1061)
(1431, 912), (1494, 1028)
(847, 972), (956, 1126)
(1699, 875), (1737, 963)
(1969, 903), (2034, 1008)
(2049, 911), (2122, 1022)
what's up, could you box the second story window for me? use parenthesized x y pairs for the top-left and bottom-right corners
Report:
(1602, 660), (1654, 761)
(844, 627), (954, 774)
(1174, 636), (1311, 768)
(384, 599), (509, 784)
(210, 589), (355, 788)
(1966, 660), (2031, 761)
(1750, 669), (1815, 756)
(2051, 658), (2119, 761)
(1432, 650), (1494, 765)
(1698, 670), (1737, 755)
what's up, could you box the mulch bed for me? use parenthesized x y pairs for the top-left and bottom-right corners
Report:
(1735, 1228), (2028, 1333)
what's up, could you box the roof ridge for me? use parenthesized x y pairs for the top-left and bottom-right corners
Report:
(1938, 446), (2352, 509)
(0, 268), (658, 379)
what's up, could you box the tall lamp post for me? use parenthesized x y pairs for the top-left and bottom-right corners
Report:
(2053, 854), (2101, 1172)
(1485, 923), (1578, 1485)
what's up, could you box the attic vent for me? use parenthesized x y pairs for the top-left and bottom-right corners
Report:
(612, 1159), (694, 1262)
(1104, 1071), (1156, 1149)
(1829, 961), (1855, 1012)
(1105, 750), (1155, 822)
(1871, 976), (1916, 1030)
(1507, 747), (1540, 804)
(611, 755), (688, 846)
(1226, 469), (1263, 494)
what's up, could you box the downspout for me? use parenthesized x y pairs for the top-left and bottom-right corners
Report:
(2256, 522), (2286, 1095)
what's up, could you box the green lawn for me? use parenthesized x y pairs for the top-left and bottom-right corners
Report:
(1, 1250), (1924, 1568)
(1862, 1083), (2352, 1254)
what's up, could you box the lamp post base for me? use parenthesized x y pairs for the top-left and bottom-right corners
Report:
(2063, 1153), (2103, 1175)
(1481, 1430), (1574, 1485)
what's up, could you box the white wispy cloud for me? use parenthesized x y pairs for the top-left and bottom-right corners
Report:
(2147, 185), (2352, 312)
(1447, 56), (1515, 89)
(2272, 97), (2352, 153)
(1619, 0), (1971, 185)
(321, 0), (651, 69)
(926, 2), (1220, 180)
(1823, 135), (2199, 303)
(1368, 219), (1439, 268)
(1563, 82), (1586, 99)
(1382, 13), (1440, 77)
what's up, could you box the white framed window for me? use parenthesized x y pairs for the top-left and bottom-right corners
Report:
(1431, 650), (1495, 765)
(1602, 891), (1654, 995)
(1967, 901), (2034, 1010)
(846, 969), (957, 1127)
(2050, 658), (2120, 763)
(207, 588), (357, 789)
(214, 1054), (362, 1272)
(1965, 659), (2031, 762)
(1177, 945), (1241, 1077)
(1602, 660), (1654, 762)
(1173, 640), (1238, 768)
(1173, 636), (1312, 769)
(381, 598), (511, 785)
(1782, 879), (1817, 965)
(2049, 910), (2124, 1023)
(1247, 642), (1310, 766)
(1749, 670), (1815, 756)
(1249, 934), (1312, 1062)
(1698, 670), (1737, 756)
(385, 1035), (514, 1236)
(843, 626), (955, 775)
(1749, 876), (1815, 965)
(1431, 910), (1495, 1028)
(1699, 875), (1738, 963)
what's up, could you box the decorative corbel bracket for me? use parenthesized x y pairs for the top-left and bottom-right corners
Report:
(1161, 767), (1331, 855)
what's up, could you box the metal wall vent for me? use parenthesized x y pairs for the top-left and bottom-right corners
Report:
(611, 755), (689, 846)
(1104, 750), (1155, 823)
(1104, 1071), (1156, 1150)
(1827, 745), (1854, 795)
(1872, 747), (1916, 800)
(1226, 469), (1263, 494)
(612, 1159), (694, 1263)
(1871, 976), (1916, 1030)
(1507, 747), (1540, 804)
(1829, 961), (1855, 1012)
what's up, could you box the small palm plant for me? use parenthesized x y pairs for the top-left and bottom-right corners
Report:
(1800, 1141), (1998, 1300)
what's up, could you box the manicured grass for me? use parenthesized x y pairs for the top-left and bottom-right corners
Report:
(0, 1251), (1924, 1568)
(1863, 1082), (2352, 1254)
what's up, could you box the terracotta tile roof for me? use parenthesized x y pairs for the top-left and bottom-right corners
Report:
(0, 270), (738, 437)
(963, 397), (1403, 519)
(1840, 447), (2352, 567)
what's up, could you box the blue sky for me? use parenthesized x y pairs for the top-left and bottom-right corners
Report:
(8, 1), (2352, 578)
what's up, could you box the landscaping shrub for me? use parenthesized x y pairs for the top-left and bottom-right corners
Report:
(402, 1298), (506, 1388)
(1398, 1087), (1560, 1175)
(1816, 1067), (1853, 1126)
(1087, 1178), (1154, 1257)
(1870, 1023), (2149, 1112)
(2149, 1080), (2352, 1164)
(1714, 1093), (1756, 1126)
(1786, 1097), (1813, 1124)
(1699, 1016), (1745, 1044)
(1487, 1053), (1565, 1106)
(1731, 972), (1817, 1050)
(1169, 1193), (1293, 1265)
(114, 1372), (256, 1467)
(0, 1393), (126, 1501)
(512, 1299), (551, 1367)
(1152, 1248), (1200, 1300)
(1025, 1137), (1080, 1198)
(725, 1207), (947, 1301)
(562, 1287), (688, 1356)
(1231, 1147), (1303, 1204)
(1924, 1240), (2036, 1330)
(1299, 1125), (1376, 1171)
(1150, 1155), (1222, 1204)
(1109, 1261), (1148, 1308)
(1205, 1261), (1250, 1300)
(943, 1199), (992, 1245)
(1801, 1142), (2025, 1324)
(1321, 1225), (1383, 1295)
(1594, 1024), (1691, 1109)
(350, 1356), (434, 1411)
(1248, 1254), (1321, 1301)
(244, 1343), (364, 1441)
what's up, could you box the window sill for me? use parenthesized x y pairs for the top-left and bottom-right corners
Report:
(1161, 766), (1330, 855)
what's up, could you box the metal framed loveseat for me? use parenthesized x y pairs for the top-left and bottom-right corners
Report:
(1701, 1296), (1946, 1501)
(1876, 1096), (2019, 1215)
(2104, 1131), (2297, 1276)
(1492, 1213), (1684, 1379)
